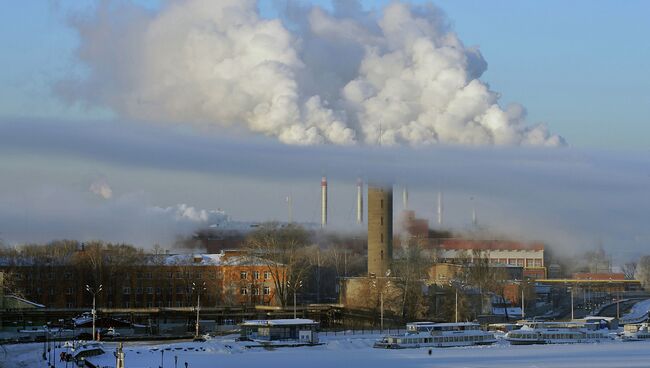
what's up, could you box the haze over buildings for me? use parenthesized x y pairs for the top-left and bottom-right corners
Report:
(0, 0), (649, 262)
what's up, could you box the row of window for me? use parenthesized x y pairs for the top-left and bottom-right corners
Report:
(14, 270), (221, 281)
(240, 286), (271, 295)
(487, 258), (543, 267)
(240, 271), (272, 280)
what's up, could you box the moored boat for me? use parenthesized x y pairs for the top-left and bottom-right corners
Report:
(505, 321), (611, 345)
(374, 322), (496, 349)
(622, 323), (650, 341)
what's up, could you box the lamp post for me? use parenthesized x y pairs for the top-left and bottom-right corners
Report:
(449, 280), (462, 323)
(192, 282), (206, 339)
(85, 284), (102, 341)
(372, 270), (391, 333)
(287, 280), (302, 319)
(455, 288), (458, 323)
(568, 286), (574, 320)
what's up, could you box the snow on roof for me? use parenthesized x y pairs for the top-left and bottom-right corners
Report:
(241, 319), (317, 326)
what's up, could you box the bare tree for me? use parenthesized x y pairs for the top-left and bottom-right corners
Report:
(622, 261), (638, 280)
(245, 223), (311, 307)
(635, 256), (650, 290)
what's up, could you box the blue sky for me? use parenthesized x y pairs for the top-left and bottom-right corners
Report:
(1, 0), (649, 149)
(1, 1), (650, 256)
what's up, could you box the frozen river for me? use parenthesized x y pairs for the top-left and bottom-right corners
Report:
(3, 334), (650, 368)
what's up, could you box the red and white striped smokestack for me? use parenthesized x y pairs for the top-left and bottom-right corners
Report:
(321, 176), (327, 228)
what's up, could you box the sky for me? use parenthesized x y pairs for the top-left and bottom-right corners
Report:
(0, 0), (649, 262)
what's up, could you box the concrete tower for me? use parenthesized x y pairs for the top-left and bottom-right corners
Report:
(321, 176), (327, 228)
(367, 185), (393, 277)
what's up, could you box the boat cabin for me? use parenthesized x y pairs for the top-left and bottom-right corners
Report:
(240, 319), (319, 344)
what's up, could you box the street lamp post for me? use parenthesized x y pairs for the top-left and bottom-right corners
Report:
(568, 287), (574, 320)
(372, 270), (391, 333)
(455, 288), (458, 323)
(192, 282), (206, 339)
(287, 280), (302, 319)
(85, 284), (103, 341)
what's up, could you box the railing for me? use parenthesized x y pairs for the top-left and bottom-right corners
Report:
(319, 328), (405, 336)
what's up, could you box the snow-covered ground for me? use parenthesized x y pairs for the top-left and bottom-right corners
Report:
(621, 299), (650, 324)
(4, 333), (650, 368)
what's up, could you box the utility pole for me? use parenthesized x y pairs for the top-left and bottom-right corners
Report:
(85, 284), (102, 341)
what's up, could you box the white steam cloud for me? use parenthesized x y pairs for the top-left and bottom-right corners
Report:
(89, 177), (113, 199)
(60, 0), (563, 146)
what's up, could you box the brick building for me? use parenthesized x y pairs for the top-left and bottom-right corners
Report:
(0, 250), (284, 309)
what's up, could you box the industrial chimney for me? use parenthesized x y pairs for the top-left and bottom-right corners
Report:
(367, 184), (393, 277)
(321, 176), (328, 228)
(437, 191), (443, 226)
(356, 178), (363, 224)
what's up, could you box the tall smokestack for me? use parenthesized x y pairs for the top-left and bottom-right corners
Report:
(402, 186), (408, 210)
(286, 195), (293, 223)
(437, 191), (443, 226)
(471, 196), (477, 227)
(356, 178), (363, 224)
(321, 176), (327, 228)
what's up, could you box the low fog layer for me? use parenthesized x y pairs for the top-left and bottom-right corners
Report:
(0, 119), (647, 261)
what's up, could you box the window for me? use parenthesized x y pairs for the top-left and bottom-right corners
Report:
(108, 301), (113, 308)
(66, 287), (73, 295)
(381, 233), (384, 243)
(137, 272), (143, 279)
(175, 271), (182, 278)
(240, 271), (247, 280)
(136, 288), (143, 295)
(156, 287), (162, 295)
(240, 287), (248, 295)
(253, 271), (260, 280)
(147, 302), (153, 308)
(123, 287), (131, 295)
(145, 287), (153, 294)
(176, 301), (183, 307)
(263, 287), (270, 295)
(381, 250), (384, 260)
(167, 272), (173, 279)
(67, 302), (74, 308)
(49, 288), (54, 296)
(381, 216), (383, 225)
(252, 288), (259, 295)
(176, 287), (184, 294)
(209, 273), (216, 279)
(144, 272), (152, 279)
(195, 272), (202, 279)
(124, 301), (130, 308)
(64, 272), (72, 280)
(264, 272), (271, 280)
(381, 199), (384, 209)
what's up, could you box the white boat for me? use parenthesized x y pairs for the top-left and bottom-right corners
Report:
(374, 322), (497, 349)
(622, 323), (650, 341)
(505, 321), (611, 345)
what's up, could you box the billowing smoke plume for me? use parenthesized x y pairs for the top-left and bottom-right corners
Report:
(89, 177), (112, 199)
(60, 0), (563, 146)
